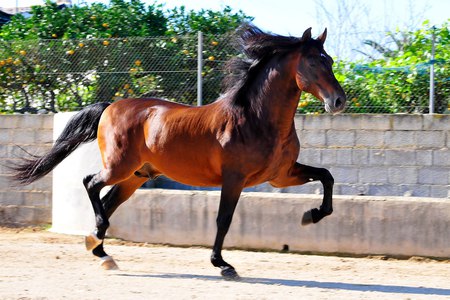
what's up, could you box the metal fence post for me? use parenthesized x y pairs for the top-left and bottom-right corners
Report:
(429, 26), (436, 114)
(197, 31), (203, 106)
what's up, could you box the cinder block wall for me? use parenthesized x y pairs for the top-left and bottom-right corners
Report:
(0, 115), (53, 225)
(253, 114), (449, 198)
(1, 113), (449, 226)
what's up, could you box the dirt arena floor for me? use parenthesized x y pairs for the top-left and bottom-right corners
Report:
(1, 226), (450, 300)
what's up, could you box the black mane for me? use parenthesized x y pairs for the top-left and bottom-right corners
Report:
(222, 24), (302, 106)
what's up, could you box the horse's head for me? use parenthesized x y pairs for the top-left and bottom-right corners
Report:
(295, 28), (346, 113)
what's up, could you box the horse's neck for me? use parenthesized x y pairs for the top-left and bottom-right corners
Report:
(250, 54), (301, 133)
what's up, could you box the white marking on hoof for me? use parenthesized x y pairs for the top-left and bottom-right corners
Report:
(85, 233), (102, 251)
(100, 256), (119, 270)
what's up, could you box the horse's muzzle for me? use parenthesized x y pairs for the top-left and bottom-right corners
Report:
(324, 95), (346, 113)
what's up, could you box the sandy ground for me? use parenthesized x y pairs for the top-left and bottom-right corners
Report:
(1, 227), (450, 300)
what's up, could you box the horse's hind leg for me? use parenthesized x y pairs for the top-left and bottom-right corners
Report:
(88, 174), (148, 269)
(83, 171), (110, 251)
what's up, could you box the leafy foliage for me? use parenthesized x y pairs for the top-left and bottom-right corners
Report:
(0, 0), (251, 113)
(0, 1), (448, 114)
(305, 20), (449, 114)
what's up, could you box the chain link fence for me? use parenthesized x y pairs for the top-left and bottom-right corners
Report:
(1, 34), (449, 114)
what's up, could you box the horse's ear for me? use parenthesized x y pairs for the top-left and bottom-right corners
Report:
(301, 27), (312, 41)
(318, 28), (327, 44)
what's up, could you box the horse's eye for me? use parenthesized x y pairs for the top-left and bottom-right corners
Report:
(320, 53), (327, 59)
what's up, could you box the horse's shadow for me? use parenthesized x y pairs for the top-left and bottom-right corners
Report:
(115, 272), (450, 296)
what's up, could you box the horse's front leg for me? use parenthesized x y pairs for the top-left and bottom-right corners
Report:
(211, 172), (244, 280)
(270, 162), (334, 225)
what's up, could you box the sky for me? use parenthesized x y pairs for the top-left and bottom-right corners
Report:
(2, 0), (449, 59)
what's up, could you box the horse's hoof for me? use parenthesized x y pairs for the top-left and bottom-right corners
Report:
(85, 233), (102, 251)
(100, 256), (119, 270)
(301, 210), (313, 226)
(220, 267), (240, 280)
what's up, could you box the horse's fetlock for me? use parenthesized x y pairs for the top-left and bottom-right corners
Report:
(210, 253), (221, 266)
(320, 206), (333, 216)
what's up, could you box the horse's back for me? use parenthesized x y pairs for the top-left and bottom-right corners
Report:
(108, 97), (191, 112)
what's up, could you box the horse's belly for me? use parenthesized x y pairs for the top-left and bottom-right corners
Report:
(154, 161), (222, 187)
(145, 144), (223, 187)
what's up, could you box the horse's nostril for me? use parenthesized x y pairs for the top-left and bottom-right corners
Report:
(335, 97), (343, 108)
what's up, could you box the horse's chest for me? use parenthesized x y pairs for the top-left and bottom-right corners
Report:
(236, 137), (299, 185)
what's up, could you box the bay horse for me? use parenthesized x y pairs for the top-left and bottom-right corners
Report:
(12, 24), (346, 279)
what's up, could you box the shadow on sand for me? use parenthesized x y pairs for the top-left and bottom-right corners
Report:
(115, 272), (450, 296)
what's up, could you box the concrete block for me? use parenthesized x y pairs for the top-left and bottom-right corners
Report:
(8, 129), (36, 145)
(385, 150), (416, 166)
(0, 161), (13, 175)
(294, 116), (304, 130)
(299, 130), (326, 148)
(282, 183), (321, 194)
(0, 205), (51, 225)
(384, 131), (416, 148)
(430, 185), (450, 198)
(42, 115), (54, 129)
(369, 150), (385, 165)
(433, 149), (450, 166)
(320, 149), (336, 165)
(418, 167), (449, 185)
(0, 144), (28, 159)
(35, 129), (53, 145)
(367, 184), (397, 196)
(302, 115), (332, 130)
(355, 130), (385, 148)
(359, 166), (388, 184)
(398, 184), (431, 197)
(0, 145), (7, 158)
(359, 114), (392, 130)
(339, 184), (367, 196)
(336, 149), (353, 165)
(392, 114), (423, 130)
(0, 190), (51, 207)
(329, 166), (359, 183)
(7, 175), (53, 192)
(19, 115), (42, 129)
(415, 131), (446, 149)
(0, 129), (10, 143)
(326, 130), (355, 148)
(415, 150), (433, 166)
(330, 114), (361, 130)
(423, 114), (450, 130)
(388, 167), (418, 184)
(0, 191), (25, 205)
(298, 148), (321, 165)
(352, 149), (369, 165)
(0, 115), (20, 129)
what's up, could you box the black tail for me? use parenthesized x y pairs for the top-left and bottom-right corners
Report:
(11, 102), (111, 185)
